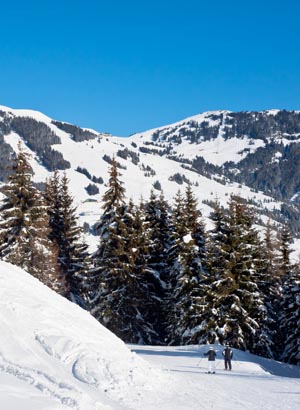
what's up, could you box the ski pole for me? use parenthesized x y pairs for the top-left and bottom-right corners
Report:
(214, 360), (222, 370)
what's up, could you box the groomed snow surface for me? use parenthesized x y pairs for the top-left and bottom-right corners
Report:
(0, 261), (299, 410)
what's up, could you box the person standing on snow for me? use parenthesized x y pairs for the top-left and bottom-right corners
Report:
(204, 346), (217, 373)
(222, 344), (233, 370)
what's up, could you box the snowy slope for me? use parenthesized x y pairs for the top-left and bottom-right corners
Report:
(0, 261), (300, 410)
(129, 110), (266, 166)
(131, 345), (300, 410)
(0, 261), (170, 410)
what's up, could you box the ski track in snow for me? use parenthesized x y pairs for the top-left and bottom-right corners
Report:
(0, 352), (79, 409)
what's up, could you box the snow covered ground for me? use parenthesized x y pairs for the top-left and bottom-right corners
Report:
(0, 261), (299, 410)
(130, 345), (300, 410)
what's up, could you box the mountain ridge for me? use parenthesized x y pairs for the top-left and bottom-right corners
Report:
(1, 104), (300, 250)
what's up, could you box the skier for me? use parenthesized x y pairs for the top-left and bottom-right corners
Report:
(222, 344), (233, 370)
(204, 346), (217, 373)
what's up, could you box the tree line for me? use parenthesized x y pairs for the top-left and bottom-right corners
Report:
(0, 146), (299, 366)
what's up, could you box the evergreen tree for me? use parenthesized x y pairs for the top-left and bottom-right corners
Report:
(262, 220), (282, 310)
(45, 172), (90, 304)
(245, 211), (275, 357)
(170, 190), (186, 239)
(58, 173), (90, 304)
(264, 219), (277, 278)
(200, 199), (230, 343)
(255, 221), (282, 357)
(0, 144), (61, 292)
(277, 223), (293, 277)
(272, 223), (294, 358)
(143, 191), (171, 282)
(91, 159), (153, 342)
(143, 190), (172, 341)
(125, 199), (160, 343)
(101, 157), (126, 213)
(90, 157), (125, 314)
(279, 264), (300, 365)
(167, 186), (207, 345)
(44, 171), (61, 244)
(202, 196), (271, 353)
(206, 199), (229, 280)
(185, 185), (207, 267)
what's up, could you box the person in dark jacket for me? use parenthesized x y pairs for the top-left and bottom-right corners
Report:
(204, 346), (217, 373)
(222, 344), (233, 370)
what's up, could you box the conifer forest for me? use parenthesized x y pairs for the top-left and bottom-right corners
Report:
(0, 146), (299, 366)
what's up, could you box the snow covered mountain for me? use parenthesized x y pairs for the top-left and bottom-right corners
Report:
(1, 104), (300, 249)
(1, 261), (299, 410)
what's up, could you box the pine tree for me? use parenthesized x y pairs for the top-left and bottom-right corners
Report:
(44, 170), (61, 244)
(0, 144), (61, 292)
(206, 199), (229, 280)
(245, 211), (275, 357)
(101, 157), (126, 213)
(262, 220), (282, 312)
(170, 190), (186, 238)
(202, 195), (271, 353)
(264, 219), (278, 278)
(255, 221), (282, 357)
(143, 191), (171, 281)
(45, 171), (90, 304)
(124, 199), (160, 343)
(91, 159), (150, 342)
(59, 173), (90, 303)
(185, 185), (207, 267)
(167, 186), (207, 345)
(273, 223), (294, 359)
(277, 223), (293, 277)
(279, 264), (300, 365)
(143, 190), (172, 342)
(199, 199), (230, 343)
(90, 157), (126, 317)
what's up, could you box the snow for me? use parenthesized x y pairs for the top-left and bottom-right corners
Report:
(183, 233), (193, 243)
(0, 105), (53, 123)
(264, 109), (281, 116)
(0, 261), (299, 410)
(173, 135), (265, 166)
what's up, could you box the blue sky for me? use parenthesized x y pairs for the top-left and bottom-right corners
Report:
(1, 0), (299, 136)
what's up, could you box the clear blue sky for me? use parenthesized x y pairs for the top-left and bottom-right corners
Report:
(1, 0), (299, 136)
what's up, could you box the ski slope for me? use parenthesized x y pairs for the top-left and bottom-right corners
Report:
(131, 345), (300, 410)
(0, 261), (299, 410)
